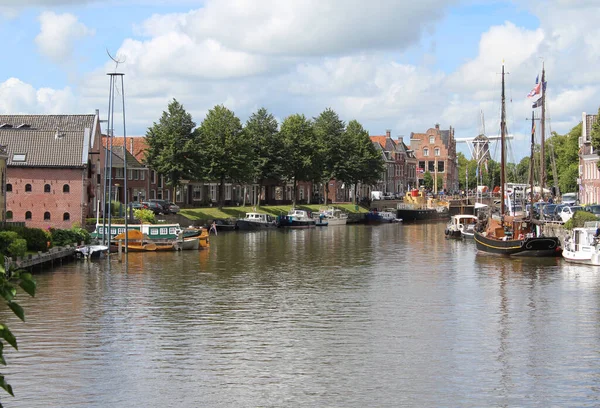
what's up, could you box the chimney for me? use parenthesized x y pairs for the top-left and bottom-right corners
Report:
(386, 129), (391, 138)
(435, 123), (440, 130)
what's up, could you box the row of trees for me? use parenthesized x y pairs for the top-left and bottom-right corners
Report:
(144, 100), (385, 208)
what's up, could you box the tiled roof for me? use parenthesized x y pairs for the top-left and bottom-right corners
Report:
(0, 130), (86, 167)
(104, 146), (145, 169)
(102, 135), (148, 162)
(0, 114), (97, 167)
(370, 136), (388, 149)
(0, 114), (95, 131)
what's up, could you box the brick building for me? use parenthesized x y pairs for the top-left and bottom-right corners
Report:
(410, 124), (458, 193)
(370, 130), (417, 195)
(579, 111), (600, 204)
(0, 113), (103, 228)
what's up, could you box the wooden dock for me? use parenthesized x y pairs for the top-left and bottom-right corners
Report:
(7, 246), (77, 272)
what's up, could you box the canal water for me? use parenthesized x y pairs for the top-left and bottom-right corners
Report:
(2, 222), (599, 407)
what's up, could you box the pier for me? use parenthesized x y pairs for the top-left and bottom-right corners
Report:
(6, 246), (77, 272)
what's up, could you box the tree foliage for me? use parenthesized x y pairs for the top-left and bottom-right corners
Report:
(279, 114), (318, 207)
(548, 124), (580, 194)
(197, 105), (254, 208)
(0, 259), (36, 406)
(245, 108), (283, 205)
(335, 120), (384, 202)
(314, 108), (345, 205)
(144, 99), (199, 188)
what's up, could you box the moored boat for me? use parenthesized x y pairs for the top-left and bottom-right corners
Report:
(562, 222), (600, 265)
(236, 212), (277, 230)
(396, 190), (450, 222)
(445, 214), (478, 239)
(320, 208), (348, 226)
(279, 209), (316, 228)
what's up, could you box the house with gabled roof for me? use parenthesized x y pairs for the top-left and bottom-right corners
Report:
(370, 130), (418, 196)
(579, 111), (600, 204)
(410, 124), (458, 193)
(0, 112), (103, 228)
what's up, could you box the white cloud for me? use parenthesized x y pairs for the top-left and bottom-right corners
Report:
(35, 11), (94, 63)
(0, 77), (76, 114)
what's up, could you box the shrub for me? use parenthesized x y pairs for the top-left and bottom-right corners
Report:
(0, 226), (49, 252)
(50, 227), (91, 247)
(7, 239), (27, 258)
(563, 210), (598, 229)
(0, 231), (20, 255)
(134, 209), (156, 224)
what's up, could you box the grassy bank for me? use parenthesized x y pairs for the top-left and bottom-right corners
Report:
(179, 203), (367, 222)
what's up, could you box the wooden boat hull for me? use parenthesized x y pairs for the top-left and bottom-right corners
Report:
(474, 232), (561, 257)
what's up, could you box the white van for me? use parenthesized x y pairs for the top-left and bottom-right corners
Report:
(562, 193), (578, 206)
(371, 191), (383, 201)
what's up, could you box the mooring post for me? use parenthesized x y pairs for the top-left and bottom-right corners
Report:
(118, 240), (123, 263)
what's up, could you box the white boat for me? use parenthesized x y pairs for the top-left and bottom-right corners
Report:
(562, 221), (600, 265)
(75, 244), (109, 259)
(380, 211), (402, 223)
(236, 212), (277, 230)
(279, 209), (316, 228)
(320, 208), (348, 226)
(445, 214), (478, 239)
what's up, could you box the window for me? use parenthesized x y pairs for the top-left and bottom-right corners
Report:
(140, 171), (145, 181)
(63, 184), (70, 193)
(429, 136), (435, 144)
(423, 148), (429, 157)
(158, 176), (164, 188)
(428, 161), (435, 172)
(434, 148), (440, 156)
(128, 170), (133, 180)
(25, 211), (32, 220)
(97, 174), (101, 184)
(44, 212), (51, 221)
(193, 185), (201, 200)
(12, 153), (26, 162)
(151, 170), (156, 184)
(114, 168), (124, 179)
(437, 161), (445, 173)
(151, 189), (156, 199)
(25, 184), (32, 192)
(157, 190), (163, 200)
(44, 184), (51, 193)
(134, 170), (139, 180)
(63, 212), (70, 221)
(6, 211), (12, 220)
(6, 184), (11, 192)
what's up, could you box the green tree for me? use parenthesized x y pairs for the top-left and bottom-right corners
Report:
(144, 99), (199, 190)
(279, 114), (318, 207)
(314, 108), (345, 205)
(548, 124), (580, 194)
(335, 120), (384, 203)
(197, 105), (254, 209)
(590, 107), (600, 165)
(423, 171), (433, 189)
(0, 258), (36, 406)
(245, 108), (282, 206)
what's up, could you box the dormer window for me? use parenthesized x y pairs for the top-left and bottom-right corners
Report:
(429, 136), (435, 144)
(12, 153), (26, 162)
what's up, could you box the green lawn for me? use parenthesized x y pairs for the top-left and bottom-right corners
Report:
(180, 203), (367, 221)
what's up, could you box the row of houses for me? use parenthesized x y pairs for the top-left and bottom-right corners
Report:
(0, 111), (460, 229)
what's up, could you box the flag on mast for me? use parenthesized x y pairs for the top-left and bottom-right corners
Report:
(532, 97), (543, 109)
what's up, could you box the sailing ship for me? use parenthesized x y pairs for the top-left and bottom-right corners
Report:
(473, 63), (561, 257)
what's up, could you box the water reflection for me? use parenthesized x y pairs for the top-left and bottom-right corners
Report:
(1, 222), (599, 407)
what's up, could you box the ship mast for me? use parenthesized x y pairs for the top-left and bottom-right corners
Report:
(500, 64), (506, 216)
(529, 111), (536, 214)
(540, 62), (546, 194)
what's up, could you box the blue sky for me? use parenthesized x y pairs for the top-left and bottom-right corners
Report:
(0, 0), (599, 163)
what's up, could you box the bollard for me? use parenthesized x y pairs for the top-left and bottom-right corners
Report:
(118, 240), (123, 263)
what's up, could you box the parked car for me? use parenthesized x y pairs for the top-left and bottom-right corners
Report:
(147, 199), (171, 214)
(542, 204), (557, 220)
(141, 201), (163, 215)
(559, 205), (585, 223)
(562, 192), (578, 206)
(585, 204), (600, 218)
(168, 202), (180, 214)
(551, 204), (567, 221)
(128, 201), (143, 210)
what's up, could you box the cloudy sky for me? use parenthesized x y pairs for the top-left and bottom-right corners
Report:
(0, 0), (598, 162)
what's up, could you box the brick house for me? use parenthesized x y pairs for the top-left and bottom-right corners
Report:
(410, 124), (458, 193)
(579, 111), (600, 204)
(0, 113), (103, 229)
(370, 130), (418, 196)
(0, 145), (7, 225)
